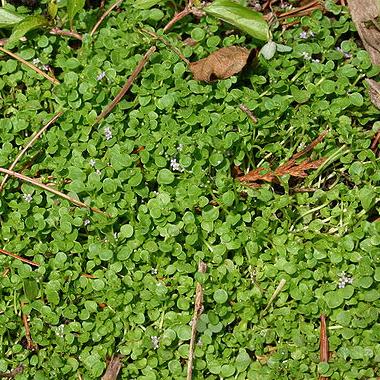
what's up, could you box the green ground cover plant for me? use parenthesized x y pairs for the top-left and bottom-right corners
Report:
(0, 0), (379, 379)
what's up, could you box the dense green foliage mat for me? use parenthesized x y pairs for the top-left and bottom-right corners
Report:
(0, 1), (379, 379)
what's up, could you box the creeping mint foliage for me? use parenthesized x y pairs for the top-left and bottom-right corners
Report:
(0, 1), (379, 380)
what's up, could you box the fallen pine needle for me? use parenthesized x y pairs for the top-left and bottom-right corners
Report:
(0, 167), (106, 215)
(187, 261), (207, 380)
(90, 0), (123, 36)
(262, 279), (286, 314)
(0, 247), (39, 267)
(0, 111), (63, 193)
(94, 46), (156, 125)
(0, 47), (60, 85)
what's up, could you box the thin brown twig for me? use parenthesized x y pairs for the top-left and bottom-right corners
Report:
(163, 8), (192, 33)
(140, 28), (190, 65)
(95, 0), (197, 123)
(21, 302), (37, 351)
(319, 314), (329, 380)
(50, 27), (83, 41)
(90, 0), (123, 37)
(0, 167), (106, 215)
(0, 47), (60, 85)
(0, 112), (63, 193)
(187, 261), (207, 380)
(94, 46), (156, 125)
(239, 104), (258, 123)
(278, 0), (320, 18)
(0, 248), (39, 267)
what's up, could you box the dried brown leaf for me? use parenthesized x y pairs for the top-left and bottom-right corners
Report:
(237, 131), (328, 186)
(347, 0), (380, 65)
(189, 46), (250, 82)
(366, 78), (380, 110)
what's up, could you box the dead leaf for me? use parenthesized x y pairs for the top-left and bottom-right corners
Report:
(237, 130), (328, 187)
(347, 0), (380, 65)
(189, 46), (250, 82)
(366, 78), (380, 109)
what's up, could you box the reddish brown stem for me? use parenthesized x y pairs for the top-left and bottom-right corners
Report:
(0, 248), (39, 267)
(0, 111), (63, 192)
(278, 0), (320, 18)
(21, 302), (37, 351)
(319, 314), (329, 380)
(90, 0), (123, 36)
(163, 8), (192, 33)
(0, 47), (60, 85)
(95, 46), (156, 124)
(371, 130), (380, 151)
(50, 28), (83, 41)
(187, 261), (207, 380)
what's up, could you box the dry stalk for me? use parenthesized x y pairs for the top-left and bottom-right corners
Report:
(0, 47), (59, 85)
(0, 111), (63, 192)
(21, 302), (37, 351)
(187, 261), (207, 380)
(90, 0), (123, 36)
(50, 27), (83, 41)
(0, 167), (106, 215)
(319, 314), (329, 380)
(94, 46), (156, 124)
(0, 247), (39, 267)
(277, 0), (321, 18)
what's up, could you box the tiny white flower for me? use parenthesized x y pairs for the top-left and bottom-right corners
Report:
(113, 232), (119, 240)
(177, 144), (184, 151)
(337, 272), (353, 288)
(312, 59), (320, 63)
(104, 127), (112, 141)
(84, 219), (90, 226)
(23, 194), (33, 203)
(97, 71), (106, 81)
(151, 336), (159, 349)
(301, 51), (311, 60)
(32, 58), (40, 66)
(96, 169), (101, 175)
(170, 158), (184, 172)
(299, 31), (308, 39)
(89, 159), (96, 167)
(151, 268), (158, 275)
